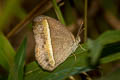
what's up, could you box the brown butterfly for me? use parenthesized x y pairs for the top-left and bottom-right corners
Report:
(33, 16), (82, 71)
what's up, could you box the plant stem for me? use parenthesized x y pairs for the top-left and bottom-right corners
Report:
(84, 0), (87, 42)
(52, 0), (66, 25)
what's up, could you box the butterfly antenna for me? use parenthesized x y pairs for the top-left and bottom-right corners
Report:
(76, 21), (84, 43)
(75, 21), (86, 51)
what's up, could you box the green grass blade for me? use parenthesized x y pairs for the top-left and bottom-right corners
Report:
(52, 0), (66, 25)
(0, 33), (15, 71)
(8, 37), (27, 80)
(84, 0), (88, 42)
(101, 52), (120, 64)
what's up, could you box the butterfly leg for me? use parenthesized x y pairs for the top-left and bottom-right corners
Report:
(79, 44), (86, 51)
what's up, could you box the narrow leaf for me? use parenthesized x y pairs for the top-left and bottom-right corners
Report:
(0, 33), (15, 71)
(52, 0), (66, 25)
(8, 37), (27, 80)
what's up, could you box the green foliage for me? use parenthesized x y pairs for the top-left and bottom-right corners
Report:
(0, 0), (18, 30)
(88, 30), (120, 65)
(8, 37), (27, 80)
(0, 33), (15, 71)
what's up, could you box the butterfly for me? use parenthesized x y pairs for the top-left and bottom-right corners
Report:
(33, 16), (83, 71)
